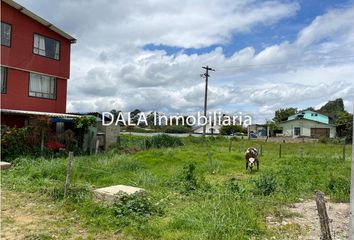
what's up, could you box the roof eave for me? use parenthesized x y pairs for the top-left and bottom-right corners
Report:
(279, 118), (334, 126)
(2, 0), (76, 43)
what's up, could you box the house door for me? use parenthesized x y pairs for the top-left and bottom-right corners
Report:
(294, 127), (300, 136)
(311, 128), (330, 138)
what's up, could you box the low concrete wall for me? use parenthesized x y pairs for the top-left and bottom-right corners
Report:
(253, 137), (319, 143)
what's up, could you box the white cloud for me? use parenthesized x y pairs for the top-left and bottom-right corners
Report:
(16, 0), (354, 120)
(295, 6), (354, 47)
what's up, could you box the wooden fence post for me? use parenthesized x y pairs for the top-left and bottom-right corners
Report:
(228, 138), (232, 152)
(315, 191), (332, 240)
(64, 152), (74, 198)
(95, 139), (100, 154)
(279, 144), (282, 158)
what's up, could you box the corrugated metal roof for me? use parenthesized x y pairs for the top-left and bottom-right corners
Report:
(1, 109), (81, 118)
(2, 0), (76, 43)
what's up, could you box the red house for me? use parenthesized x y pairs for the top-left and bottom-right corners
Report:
(1, 0), (76, 127)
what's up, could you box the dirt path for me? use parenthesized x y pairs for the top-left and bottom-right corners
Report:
(267, 199), (350, 240)
(0, 190), (122, 240)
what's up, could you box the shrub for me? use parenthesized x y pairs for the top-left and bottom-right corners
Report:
(146, 134), (183, 148)
(254, 173), (277, 196)
(1, 126), (52, 160)
(1, 127), (32, 160)
(74, 116), (96, 148)
(181, 162), (198, 193)
(164, 125), (192, 133)
(112, 191), (164, 218)
(73, 116), (96, 132)
(173, 162), (210, 194)
(226, 177), (240, 193)
(107, 143), (123, 152)
(319, 137), (341, 144)
(224, 178), (249, 199)
(219, 125), (245, 135)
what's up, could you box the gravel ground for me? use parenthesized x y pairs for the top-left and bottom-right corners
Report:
(267, 199), (350, 240)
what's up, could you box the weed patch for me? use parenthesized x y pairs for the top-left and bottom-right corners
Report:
(112, 192), (164, 220)
(146, 134), (183, 148)
(254, 172), (277, 196)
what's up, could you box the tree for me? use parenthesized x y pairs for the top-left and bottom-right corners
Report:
(130, 109), (141, 124)
(318, 98), (345, 121)
(219, 125), (245, 135)
(146, 112), (156, 126)
(110, 109), (121, 119)
(336, 112), (353, 143)
(300, 107), (315, 112)
(273, 108), (297, 123)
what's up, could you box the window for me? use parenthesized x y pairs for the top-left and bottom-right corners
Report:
(294, 127), (300, 136)
(1, 22), (11, 47)
(33, 34), (60, 60)
(1, 66), (7, 93)
(29, 73), (56, 99)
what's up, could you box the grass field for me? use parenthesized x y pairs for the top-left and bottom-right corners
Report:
(1, 136), (352, 239)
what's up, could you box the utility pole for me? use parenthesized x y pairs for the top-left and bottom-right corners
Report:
(349, 102), (354, 240)
(201, 66), (215, 137)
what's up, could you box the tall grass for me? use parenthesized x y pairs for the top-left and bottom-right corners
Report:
(2, 137), (351, 239)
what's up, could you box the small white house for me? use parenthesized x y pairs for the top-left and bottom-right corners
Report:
(279, 111), (336, 138)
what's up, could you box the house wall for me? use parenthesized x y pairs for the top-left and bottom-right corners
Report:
(0, 68), (67, 112)
(1, 1), (71, 113)
(1, 2), (71, 79)
(280, 119), (336, 138)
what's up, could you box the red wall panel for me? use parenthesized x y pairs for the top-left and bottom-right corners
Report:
(1, 2), (71, 79)
(1, 68), (67, 113)
(0, 1), (72, 114)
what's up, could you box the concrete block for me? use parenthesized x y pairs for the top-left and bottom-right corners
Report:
(93, 185), (145, 202)
(0, 161), (11, 170)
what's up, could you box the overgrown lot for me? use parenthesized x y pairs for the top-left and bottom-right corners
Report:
(1, 136), (352, 239)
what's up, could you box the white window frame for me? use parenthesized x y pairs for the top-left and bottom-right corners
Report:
(33, 34), (60, 60)
(1, 22), (11, 47)
(29, 73), (56, 99)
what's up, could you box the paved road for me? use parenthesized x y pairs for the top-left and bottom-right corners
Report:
(120, 131), (244, 138)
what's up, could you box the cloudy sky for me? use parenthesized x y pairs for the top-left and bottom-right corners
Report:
(18, 0), (354, 122)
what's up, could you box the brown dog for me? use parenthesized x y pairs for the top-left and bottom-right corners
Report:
(245, 147), (259, 172)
